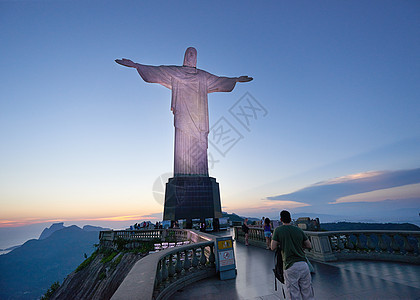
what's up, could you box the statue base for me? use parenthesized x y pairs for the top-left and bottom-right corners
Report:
(163, 176), (223, 227)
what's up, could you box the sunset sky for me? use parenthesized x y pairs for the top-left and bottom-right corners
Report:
(1, 1), (419, 236)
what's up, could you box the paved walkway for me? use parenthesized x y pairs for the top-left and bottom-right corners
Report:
(172, 231), (420, 300)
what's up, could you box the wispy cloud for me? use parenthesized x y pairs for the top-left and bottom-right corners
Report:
(0, 218), (65, 228)
(312, 171), (385, 186)
(331, 183), (420, 204)
(266, 168), (420, 206)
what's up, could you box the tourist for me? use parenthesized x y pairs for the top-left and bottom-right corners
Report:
(242, 218), (249, 246)
(271, 210), (314, 300)
(264, 217), (272, 250)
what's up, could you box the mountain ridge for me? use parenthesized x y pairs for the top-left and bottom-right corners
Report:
(0, 224), (106, 300)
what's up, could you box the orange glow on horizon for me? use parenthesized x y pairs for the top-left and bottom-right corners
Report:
(0, 213), (161, 228)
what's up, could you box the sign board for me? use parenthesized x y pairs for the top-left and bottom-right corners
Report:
(162, 220), (171, 229)
(205, 218), (214, 231)
(215, 236), (236, 280)
(192, 218), (200, 230)
(219, 217), (229, 230)
(178, 219), (186, 229)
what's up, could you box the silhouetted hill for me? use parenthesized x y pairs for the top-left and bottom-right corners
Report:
(0, 225), (101, 300)
(222, 212), (243, 222)
(83, 225), (110, 232)
(222, 212), (259, 223)
(321, 222), (420, 231)
(39, 222), (65, 240)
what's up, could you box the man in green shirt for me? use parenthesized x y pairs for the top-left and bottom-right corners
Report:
(271, 210), (314, 300)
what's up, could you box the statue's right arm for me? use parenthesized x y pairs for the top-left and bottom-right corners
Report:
(115, 59), (171, 88)
(115, 58), (142, 68)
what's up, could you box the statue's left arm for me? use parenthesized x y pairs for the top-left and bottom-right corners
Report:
(207, 73), (253, 93)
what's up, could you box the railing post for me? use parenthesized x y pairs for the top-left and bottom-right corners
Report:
(337, 234), (345, 250)
(200, 246), (207, 266)
(183, 249), (191, 271)
(367, 234), (376, 251)
(161, 256), (168, 282)
(402, 235), (413, 254)
(345, 234), (354, 250)
(175, 252), (183, 274)
(191, 248), (199, 267)
(378, 234), (388, 251)
(209, 244), (215, 267)
(168, 254), (175, 277)
(156, 260), (162, 285)
(390, 234), (400, 253)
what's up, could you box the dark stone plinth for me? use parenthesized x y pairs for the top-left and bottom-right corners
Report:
(163, 176), (222, 224)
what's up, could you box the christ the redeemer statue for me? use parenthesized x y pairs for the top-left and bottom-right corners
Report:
(116, 47), (252, 177)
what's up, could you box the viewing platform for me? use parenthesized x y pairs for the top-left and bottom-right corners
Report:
(173, 230), (420, 299)
(99, 227), (420, 299)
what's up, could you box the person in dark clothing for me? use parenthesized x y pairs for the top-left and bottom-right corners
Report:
(271, 210), (314, 300)
(242, 218), (249, 246)
(264, 217), (272, 249)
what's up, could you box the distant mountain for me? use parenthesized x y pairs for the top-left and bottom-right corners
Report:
(0, 225), (106, 300)
(0, 222), (51, 250)
(83, 225), (110, 232)
(0, 245), (21, 256)
(39, 222), (65, 240)
(0, 245), (21, 252)
(222, 212), (243, 222)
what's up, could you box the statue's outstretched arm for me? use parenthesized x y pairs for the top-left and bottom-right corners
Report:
(236, 76), (253, 83)
(115, 58), (141, 68)
(115, 58), (171, 87)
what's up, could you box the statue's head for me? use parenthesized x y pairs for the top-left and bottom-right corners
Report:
(183, 47), (197, 68)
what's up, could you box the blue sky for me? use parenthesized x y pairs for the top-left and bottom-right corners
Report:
(1, 1), (419, 234)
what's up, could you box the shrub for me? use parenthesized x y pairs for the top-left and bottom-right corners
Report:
(101, 251), (118, 264)
(114, 237), (128, 251)
(76, 251), (98, 273)
(110, 253), (123, 269)
(41, 281), (60, 300)
(98, 271), (106, 280)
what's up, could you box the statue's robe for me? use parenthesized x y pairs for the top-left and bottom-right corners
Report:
(136, 65), (237, 176)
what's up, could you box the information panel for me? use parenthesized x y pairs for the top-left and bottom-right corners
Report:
(215, 236), (236, 280)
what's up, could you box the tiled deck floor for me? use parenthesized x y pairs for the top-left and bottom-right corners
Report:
(172, 231), (420, 300)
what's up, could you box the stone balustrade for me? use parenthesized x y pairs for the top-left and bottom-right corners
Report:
(233, 226), (267, 248)
(152, 241), (216, 300)
(100, 229), (217, 300)
(234, 226), (420, 264)
(305, 230), (420, 264)
(99, 229), (200, 250)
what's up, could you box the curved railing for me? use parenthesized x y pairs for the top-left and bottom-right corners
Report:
(305, 230), (420, 263)
(104, 229), (217, 300)
(234, 226), (420, 264)
(99, 229), (190, 248)
(152, 241), (216, 300)
(234, 226), (268, 248)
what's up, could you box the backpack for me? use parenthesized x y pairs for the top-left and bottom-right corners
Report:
(273, 248), (284, 284)
(273, 248), (286, 298)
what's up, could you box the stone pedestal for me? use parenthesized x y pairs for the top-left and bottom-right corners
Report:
(163, 176), (222, 225)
